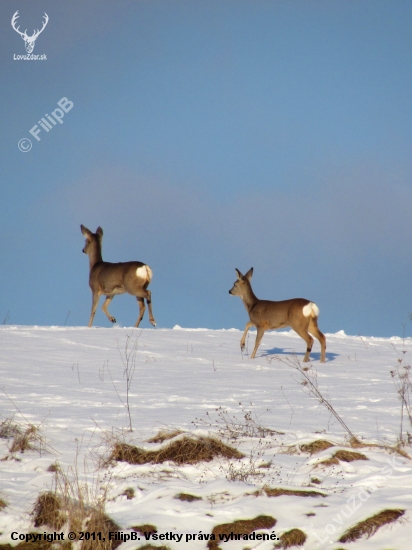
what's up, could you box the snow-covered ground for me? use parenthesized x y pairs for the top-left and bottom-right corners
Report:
(0, 325), (411, 549)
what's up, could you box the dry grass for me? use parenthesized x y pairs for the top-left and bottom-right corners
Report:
(275, 528), (307, 548)
(147, 429), (183, 443)
(299, 440), (334, 454)
(132, 524), (157, 535)
(0, 497), (7, 510)
(174, 492), (202, 502)
(333, 450), (368, 462)
(47, 462), (60, 473)
(9, 425), (45, 454)
(350, 437), (410, 459)
(264, 487), (326, 498)
(318, 456), (340, 467)
(318, 449), (368, 467)
(0, 418), (22, 439)
(33, 492), (66, 530)
(33, 472), (121, 550)
(208, 515), (276, 550)
(338, 509), (405, 543)
(122, 487), (135, 500)
(109, 435), (244, 465)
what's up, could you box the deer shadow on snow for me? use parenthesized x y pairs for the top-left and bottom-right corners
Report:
(258, 346), (339, 362)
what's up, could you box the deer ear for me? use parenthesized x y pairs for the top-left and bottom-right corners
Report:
(235, 268), (243, 280)
(81, 225), (92, 238)
(96, 227), (103, 237)
(245, 267), (253, 281)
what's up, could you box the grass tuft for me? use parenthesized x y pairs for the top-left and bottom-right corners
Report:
(276, 528), (307, 548)
(300, 440), (334, 454)
(0, 418), (22, 439)
(33, 492), (66, 530)
(147, 429), (183, 443)
(264, 487), (326, 498)
(174, 492), (202, 502)
(109, 435), (244, 465)
(132, 524), (157, 535)
(338, 509), (405, 543)
(333, 450), (368, 462)
(208, 515), (276, 550)
(9, 425), (44, 454)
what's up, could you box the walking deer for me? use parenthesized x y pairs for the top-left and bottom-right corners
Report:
(229, 268), (326, 362)
(81, 225), (156, 328)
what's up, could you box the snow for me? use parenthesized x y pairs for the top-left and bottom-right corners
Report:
(0, 325), (411, 549)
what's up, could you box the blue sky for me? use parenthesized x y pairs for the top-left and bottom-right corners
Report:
(1, 0), (412, 336)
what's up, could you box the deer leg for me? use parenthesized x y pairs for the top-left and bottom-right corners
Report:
(240, 321), (254, 351)
(88, 292), (100, 327)
(102, 295), (116, 323)
(294, 326), (314, 362)
(135, 297), (146, 328)
(250, 326), (265, 359)
(145, 289), (156, 327)
(308, 318), (327, 363)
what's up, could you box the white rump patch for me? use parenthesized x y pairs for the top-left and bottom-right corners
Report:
(303, 302), (319, 318)
(136, 265), (153, 282)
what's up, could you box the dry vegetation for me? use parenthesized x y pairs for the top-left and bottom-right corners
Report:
(8, 425), (46, 455)
(147, 429), (183, 443)
(174, 492), (202, 502)
(131, 524), (157, 536)
(338, 509), (405, 543)
(318, 449), (368, 467)
(275, 528), (307, 548)
(299, 440), (334, 454)
(108, 435), (244, 466)
(207, 515), (276, 550)
(263, 487), (326, 498)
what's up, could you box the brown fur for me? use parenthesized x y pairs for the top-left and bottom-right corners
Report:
(81, 225), (156, 327)
(229, 268), (326, 361)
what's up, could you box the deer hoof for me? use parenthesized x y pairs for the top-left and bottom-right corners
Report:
(150, 319), (157, 327)
(110, 317), (116, 323)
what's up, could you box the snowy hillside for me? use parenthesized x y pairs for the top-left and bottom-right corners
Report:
(0, 325), (411, 549)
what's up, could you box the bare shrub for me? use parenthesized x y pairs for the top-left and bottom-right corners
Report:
(270, 356), (360, 443)
(390, 353), (412, 444)
(193, 403), (280, 441)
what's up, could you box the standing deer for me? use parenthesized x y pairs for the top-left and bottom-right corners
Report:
(229, 268), (326, 362)
(81, 225), (156, 328)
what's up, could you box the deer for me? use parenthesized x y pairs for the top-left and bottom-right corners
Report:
(11, 11), (49, 54)
(81, 225), (156, 328)
(229, 268), (326, 362)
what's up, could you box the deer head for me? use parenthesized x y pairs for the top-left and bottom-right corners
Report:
(11, 11), (49, 54)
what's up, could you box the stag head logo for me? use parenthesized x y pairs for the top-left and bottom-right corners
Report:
(11, 11), (49, 54)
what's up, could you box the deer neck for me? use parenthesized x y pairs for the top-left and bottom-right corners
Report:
(88, 244), (103, 270)
(241, 283), (259, 311)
